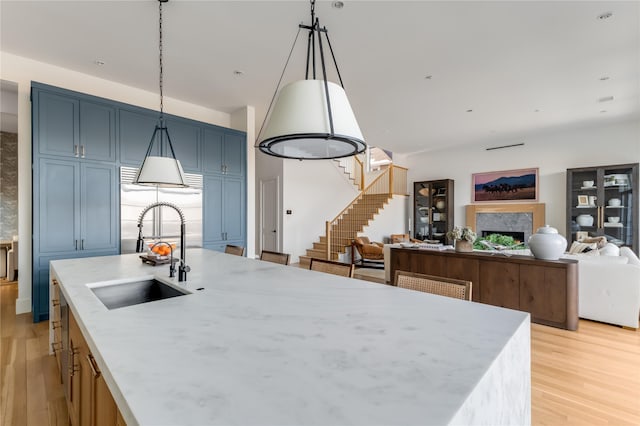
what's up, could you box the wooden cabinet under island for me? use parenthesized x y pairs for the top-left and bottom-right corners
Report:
(389, 247), (579, 330)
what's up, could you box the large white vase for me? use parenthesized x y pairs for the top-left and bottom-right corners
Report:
(528, 225), (567, 260)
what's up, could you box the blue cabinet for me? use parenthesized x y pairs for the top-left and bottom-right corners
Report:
(119, 108), (159, 166)
(32, 158), (118, 321)
(79, 100), (116, 161)
(34, 90), (79, 157)
(31, 82), (246, 321)
(203, 175), (245, 247)
(34, 91), (116, 162)
(203, 128), (245, 176)
(165, 117), (201, 173)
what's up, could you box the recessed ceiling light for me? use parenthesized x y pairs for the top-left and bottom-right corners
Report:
(233, 70), (244, 76)
(94, 60), (105, 66)
(534, 109), (540, 113)
(600, 110), (608, 113)
(332, 1), (344, 9)
(598, 96), (614, 103)
(599, 76), (610, 81)
(597, 11), (613, 20)
(466, 109), (473, 113)
(424, 75), (432, 80)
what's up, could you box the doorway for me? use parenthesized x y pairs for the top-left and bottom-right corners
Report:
(1, 79), (19, 282)
(260, 178), (279, 252)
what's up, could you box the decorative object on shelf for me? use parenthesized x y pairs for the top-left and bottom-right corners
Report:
(447, 226), (477, 253)
(418, 187), (431, 197)
(133, 0), (188, 188)
(435, 200), (446, 210)
(576, 214), (594, 227)
(608, 198), (621, 207)
(527, 225), (567, 260)
(608, 216), (620, 223)
(604, 174), (629, 186)
(582, 180), (594, 188)
(588, 195), (597, 206)
(575, 231), (589, 241)
(471, 167), (538, 203)
(256, 0), (366, 160)
(577, 195), (589, 206)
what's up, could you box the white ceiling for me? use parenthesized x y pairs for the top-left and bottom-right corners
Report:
(1, 1), (638, 155)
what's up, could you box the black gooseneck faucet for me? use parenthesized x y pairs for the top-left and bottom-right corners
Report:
(135, 201), (190, 281)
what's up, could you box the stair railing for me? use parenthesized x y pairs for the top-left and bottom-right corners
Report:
(335, 155), (365, 190)
(325, 165), (408, 259)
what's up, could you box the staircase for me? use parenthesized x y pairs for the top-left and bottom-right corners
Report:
(299, 165), (407, 267)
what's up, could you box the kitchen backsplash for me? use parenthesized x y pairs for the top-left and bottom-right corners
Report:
(0, 131), (18, 240)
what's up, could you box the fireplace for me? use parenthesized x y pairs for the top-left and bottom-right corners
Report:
(466, 203), (545, 243)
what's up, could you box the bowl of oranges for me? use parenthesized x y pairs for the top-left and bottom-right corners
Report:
(147, 242), (176, 258)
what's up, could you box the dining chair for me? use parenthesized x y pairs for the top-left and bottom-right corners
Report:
(224, 245), (245, 256)
(309, 258), (355, 278)
(259, 250), (291, 265)
(394, 270), (472, 301)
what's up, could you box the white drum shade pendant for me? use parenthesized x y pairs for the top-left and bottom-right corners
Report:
(260, 80), (365, 159)
(257, 0), (366, 160)
(133, 0), (188, 188)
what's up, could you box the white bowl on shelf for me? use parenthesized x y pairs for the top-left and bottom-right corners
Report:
(582, 180), (594, 188)
(608, 216), (620, 223)
(608, 198), (621, 207)
(576, 214), (594, 227)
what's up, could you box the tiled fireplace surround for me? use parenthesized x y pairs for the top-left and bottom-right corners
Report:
(466, 203), (545, 243)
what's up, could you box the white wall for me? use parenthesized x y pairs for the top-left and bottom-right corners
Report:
(0, 51), (252, 315)
(282, 160), (360, 263)
(404, 118), (640, 238)
(231, 106), (256, 258)
(360, 195), (410, 242)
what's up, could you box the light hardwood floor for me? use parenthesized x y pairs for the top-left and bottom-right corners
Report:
(1, 278), (638, 425)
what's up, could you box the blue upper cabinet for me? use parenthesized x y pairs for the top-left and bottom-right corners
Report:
(35, 90), (79, 158)
(119, 109), (160, 166)
(164, 117), (201, 173)
(202, 127), (245, 176)
(79, 100), (116, 162)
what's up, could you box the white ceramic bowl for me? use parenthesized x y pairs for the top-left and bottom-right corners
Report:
(608, 198), (621, 207)
(419, 216), (429, 223)
(582, 180), (594, 188)
(608, 216), (620, 223)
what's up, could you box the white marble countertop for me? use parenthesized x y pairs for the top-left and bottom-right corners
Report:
(51, 249), (530, 426)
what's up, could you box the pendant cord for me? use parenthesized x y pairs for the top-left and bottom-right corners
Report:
(159, 0), (164, 121)
(255, 26), (302, 144)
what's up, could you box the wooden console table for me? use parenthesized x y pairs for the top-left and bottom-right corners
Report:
(389, 248), (579, 330)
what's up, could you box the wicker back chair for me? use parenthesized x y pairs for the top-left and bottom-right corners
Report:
(260, 250), (291, 265)
(394, 270), (472, 301)
(309, 258), (355, 278)
(224, 245), (245, 256)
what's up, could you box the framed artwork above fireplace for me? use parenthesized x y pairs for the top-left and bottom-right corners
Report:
(472, 167), (538, 203)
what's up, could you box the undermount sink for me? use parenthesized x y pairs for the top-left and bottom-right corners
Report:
(89, 278), (189, 310)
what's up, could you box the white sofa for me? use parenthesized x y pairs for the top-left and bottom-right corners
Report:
(565, 247), (640, 329)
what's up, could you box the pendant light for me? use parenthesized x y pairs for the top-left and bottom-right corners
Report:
(133, 0), (188, 187)
(256, 0), (366, 160)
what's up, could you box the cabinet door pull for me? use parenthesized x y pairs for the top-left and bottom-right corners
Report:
(86, 353), (101, 378)
(75, 239), (78, 250)
(52, 320), (61, 329)
(80, 145), (85, 158)
(52, 279), (59, 286)
(69, 347), (79, 376)
(74, 145), (79, 157)
(81, 239), (84, 250)
(52, 299), (60, 307)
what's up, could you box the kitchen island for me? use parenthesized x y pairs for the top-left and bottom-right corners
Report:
(50, 249), (531, 426)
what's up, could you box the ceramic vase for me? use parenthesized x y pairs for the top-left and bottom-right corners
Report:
(455, 239), (473, 252)
(527, 225), (567, 260)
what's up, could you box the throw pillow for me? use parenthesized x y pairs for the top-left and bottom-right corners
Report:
(569, 241), (598, 254)
(580, 236), (607, 248)
(598, 243), (620, 256)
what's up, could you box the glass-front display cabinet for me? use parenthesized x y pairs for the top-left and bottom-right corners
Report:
(566, 163), (638, 254)
(413, 179), (454, 244)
